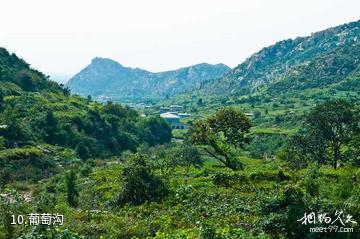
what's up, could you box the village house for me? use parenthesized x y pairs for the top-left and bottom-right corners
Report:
(169, 105), (183, 113)
(178, 112), (191, 118)
(160, 112), (187, 129)
(159, 107), (170, 114)
(134, 103), (146, 110)
(96, 95), (111, 103)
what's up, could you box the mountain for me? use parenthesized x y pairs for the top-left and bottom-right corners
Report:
(66, 58), (230, 101)
(199, 19), (360, 96)
(0, 47), (61, 95)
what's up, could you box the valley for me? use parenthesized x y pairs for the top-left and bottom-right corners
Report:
(1, 19), (360, 239)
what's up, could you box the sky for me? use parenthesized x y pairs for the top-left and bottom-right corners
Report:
(0, 0), (360, 83)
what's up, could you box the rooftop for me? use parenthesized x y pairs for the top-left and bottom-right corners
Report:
(160, 112), (180, 119)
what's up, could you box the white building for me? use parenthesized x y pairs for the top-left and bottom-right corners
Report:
(160, 112), (187, 129)
(169, 105), (183, 113)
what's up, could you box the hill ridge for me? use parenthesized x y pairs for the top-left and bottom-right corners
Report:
(67, 59), (230, 101)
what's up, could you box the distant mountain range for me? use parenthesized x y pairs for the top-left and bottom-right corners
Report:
(199, 19), (360, 96)
(67, 19), (360, 102)
(66, 59), (230, 101)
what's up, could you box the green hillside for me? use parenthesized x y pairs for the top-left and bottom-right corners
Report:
(0, 48), (172, 182)
(0, 48), (61, 95)
(160, 19), (360, 165)
(197, 19), (360, 97)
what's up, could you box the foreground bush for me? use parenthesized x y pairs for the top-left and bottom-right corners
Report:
(116, 153), (168, 206)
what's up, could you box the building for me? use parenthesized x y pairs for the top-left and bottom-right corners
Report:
(96, 95), (111, 103)
(178, 113), (191, 119)
(134, 103), (146, 110)
(159, 107), (170, 114)
(160, 112), (187, 129)
(169, 105), (183, 113)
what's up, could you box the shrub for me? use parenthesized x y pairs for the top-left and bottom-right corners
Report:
(302, 165), (320, 197)
(66, 170), (79, 207)
(117, 153), (168, 206)
(212, 172), (247, 188)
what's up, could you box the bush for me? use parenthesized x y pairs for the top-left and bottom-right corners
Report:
(117, 153), (168, 206)
(259, 186), (310, 238)
(0, 147), (57, 181)
(212, 172), (247, 188)
(66, 170), (79, 207)
(302, 165), (320, 197)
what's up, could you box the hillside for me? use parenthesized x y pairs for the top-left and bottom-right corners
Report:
(0, 48), (61, 95)
(2, 19), (360, 239)
(0, 48), (172, 183)
(66, 58), (230, 101)
(199, 19), (360, 96)
(162, 19), (360, 161)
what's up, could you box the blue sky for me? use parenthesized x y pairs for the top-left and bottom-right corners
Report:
(1, 0), (360, 82)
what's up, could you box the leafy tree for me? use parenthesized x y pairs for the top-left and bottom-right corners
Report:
(280, 133), (325, 170)
(15, 71), (35, 91)
(254, 110), (261, 119)
(75, 141), (91, 160)
(117, 153), (168, 206)
(65, 170), (78, 207)
(137, 116), (172, 147)
(61, 84), (71, 96)
(172, 143), (203, 179)
(287, 100), (359, 169)
(150, 143), (203, 181)
(1, 109), (32, 147)
(43, 111), (64, 145)
(148, 145), (174, 179)
(189, 107), (251, 171)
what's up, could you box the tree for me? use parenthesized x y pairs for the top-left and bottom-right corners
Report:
(62, 85), (71, 96)
(287, 100), (359, 170)
(43, 111), (59, 144)
(254, 110), (262, 119)
(173, 143), (203, 175)
(137, 116), (172, 146)
(75, 141), (91, 160)
(189, 107), (251, 171)
(1, 109), (32, 147)
(150, 143), (203, 181)
(16, 71), (35, 91)
(280, 133), (327, 170)
(117, 153), (168, 206)
(65, 170), (78, 207)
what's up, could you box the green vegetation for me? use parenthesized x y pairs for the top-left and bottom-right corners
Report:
(0, 47), (172, 184)
(116, 153), (168, 206)
(189, 107), (251, 171)
(281, 100), (360, 170)
(2, 18), (360, 239)
(66, 170), (79, 208)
